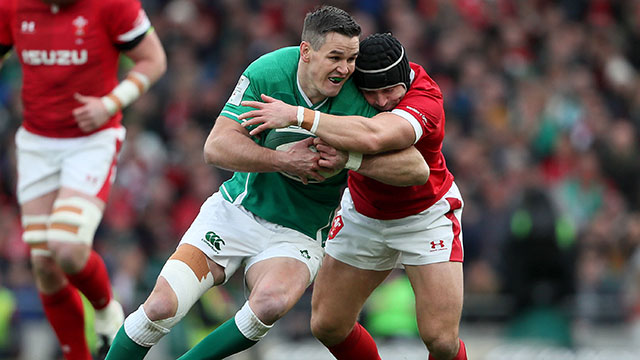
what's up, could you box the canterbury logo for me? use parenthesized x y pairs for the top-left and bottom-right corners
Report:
(21, 49), (88, 66)
(203, 231), (225, 252)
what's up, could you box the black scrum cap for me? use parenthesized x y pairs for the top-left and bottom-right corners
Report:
(353, 33), (410, 91)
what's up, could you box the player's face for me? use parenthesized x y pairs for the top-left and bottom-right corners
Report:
(361, 85), (407, 111)
(302, 32), (359, 102)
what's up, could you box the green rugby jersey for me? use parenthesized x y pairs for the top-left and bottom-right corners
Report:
(219, 46), (378, 242)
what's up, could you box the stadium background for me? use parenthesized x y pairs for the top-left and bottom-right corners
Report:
(1, 0), (640, 359)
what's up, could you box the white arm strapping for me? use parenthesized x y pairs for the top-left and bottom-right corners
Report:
(309, 110), (320, 134)
(345, 152), (363, 171)
(296, 106), (304, 127)
(101, 71), (151, 115)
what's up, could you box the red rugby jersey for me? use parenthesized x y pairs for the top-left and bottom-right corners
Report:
(0, 0), (150, 137)
(348, 63), (455, 220)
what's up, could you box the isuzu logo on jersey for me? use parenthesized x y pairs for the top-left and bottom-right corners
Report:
(21, 49), (88, 66)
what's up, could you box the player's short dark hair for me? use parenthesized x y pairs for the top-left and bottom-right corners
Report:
(353, 33), (411, 91)
(301, 5), (361, 50)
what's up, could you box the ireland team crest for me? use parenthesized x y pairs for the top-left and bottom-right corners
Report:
(202, 231), (225, 253)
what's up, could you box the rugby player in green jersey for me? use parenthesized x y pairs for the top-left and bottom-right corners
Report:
(105, 6), (429, 360)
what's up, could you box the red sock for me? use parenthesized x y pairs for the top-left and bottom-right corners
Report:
(428, 338), (467, 360)
(40, 284), (91, 360)
(66, 250), (112, 310)
(327, 322), (381, 360)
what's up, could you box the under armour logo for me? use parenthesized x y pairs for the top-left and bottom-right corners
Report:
(430, 240), (445, 249)
(21, 21), (35, 33)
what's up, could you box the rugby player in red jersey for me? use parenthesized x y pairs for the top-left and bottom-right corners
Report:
(241, 33), (468, 360)
(0, 0), (166, 358)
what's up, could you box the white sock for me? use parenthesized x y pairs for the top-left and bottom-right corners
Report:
(234, 301), (273, 341)
(123, 305), (170, 347)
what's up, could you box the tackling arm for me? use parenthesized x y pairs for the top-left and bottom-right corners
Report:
(315, 139), (429, 186)
(310, 111), (416, 154)
(358, 146), (429, 186)
(239, 94), (416, 154)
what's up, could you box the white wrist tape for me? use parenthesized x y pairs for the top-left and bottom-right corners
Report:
(296, 106), (304, 127)
(101, 71), (150, 115)
(310, 111), (320, 134)
(345, 152), (363, 171)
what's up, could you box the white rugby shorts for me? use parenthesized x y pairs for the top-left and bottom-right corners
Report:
(179, 192), (324, 285)
(325, 183), (464, 271)
(15, 126), (125, 204)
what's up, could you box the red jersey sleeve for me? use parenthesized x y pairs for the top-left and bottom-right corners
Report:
(0, 0), (14, 50)
(101, 0), (150, 50)
(390, 63), (445, 144)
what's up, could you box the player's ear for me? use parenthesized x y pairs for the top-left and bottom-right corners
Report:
(300, 41), (311, 63)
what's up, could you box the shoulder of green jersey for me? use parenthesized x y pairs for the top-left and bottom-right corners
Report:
(227, 48), (298, 107)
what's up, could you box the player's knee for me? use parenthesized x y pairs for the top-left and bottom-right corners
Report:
(421, 330), (459, 359)
(148, 246), (215, 328)
(310, 315), (349, 345)
(47, 197), (102, 246)
(249, 290), (291, 325)
(48, 242), (91, 273)
(120, 250), (215, 349)
(144, 280), (179, 321)
(30, 255), (62, 284)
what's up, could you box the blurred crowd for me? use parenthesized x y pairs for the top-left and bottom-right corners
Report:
(1, 0), (640, 358)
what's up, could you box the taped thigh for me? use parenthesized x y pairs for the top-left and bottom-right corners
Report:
(47, 197), (102, 245)
(22, 214), (51, 257)
(156, 244), (215, 328)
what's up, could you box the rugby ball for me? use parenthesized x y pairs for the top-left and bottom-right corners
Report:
(264, 127), (342, 182)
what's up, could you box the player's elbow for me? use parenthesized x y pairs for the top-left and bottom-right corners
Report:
(203, 147), (221, 166)
(413, 163), (430, 185)
(401, 162), (430, 186)
(156, 53), (167, 77)
(146, 34), (168, 80)
(203, 138), (221, 165)
(151, 50), (167, 80)
(400, 168), (429, 186)
(203, 147), (214, 165)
